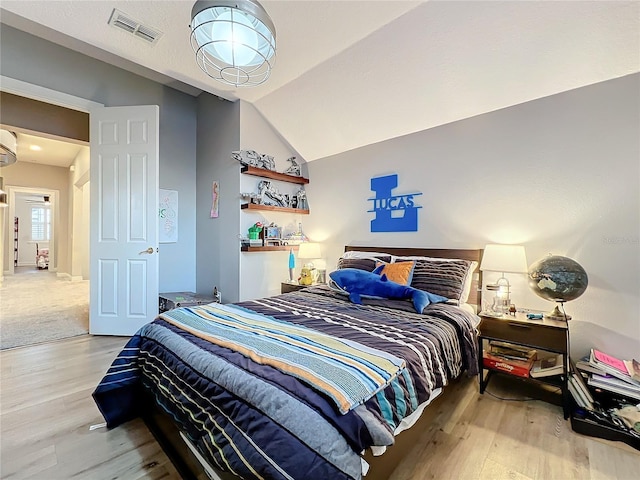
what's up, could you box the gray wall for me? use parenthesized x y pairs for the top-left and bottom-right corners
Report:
(195, 94), (240, 301)
(306, 73), (640, 360)
(0, 25), (198, 292)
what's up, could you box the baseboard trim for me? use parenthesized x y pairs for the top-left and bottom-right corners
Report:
(70, 275), (84, 282)
(56, 272), (71, 280)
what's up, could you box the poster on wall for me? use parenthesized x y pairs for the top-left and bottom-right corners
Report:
(368, 174), (422, 232)
(210, 180), (219, 218)
(159, 189), (178, 243)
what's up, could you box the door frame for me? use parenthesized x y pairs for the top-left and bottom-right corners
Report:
(6, 186), (58, 274)
(0, 76), (102, 112)
(1, 75), (102, 279)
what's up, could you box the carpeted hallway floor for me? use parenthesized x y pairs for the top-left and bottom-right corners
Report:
(0, 267), (89, 350)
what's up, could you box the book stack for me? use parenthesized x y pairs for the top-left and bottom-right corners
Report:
(568, 368), (594, 410)
(575, 349), (640, 402)
(483, 341), (536, 378)
(530, 353), (565, 378)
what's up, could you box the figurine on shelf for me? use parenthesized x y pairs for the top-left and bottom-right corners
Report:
(283, 222), (309, 245)
(258, 180), (288, 207)
(258, 154), (276, 171)
(232, 149), (260, 167)
(295, 187), (309, 210)
(240, 191), (262, 204)
(283, 156), (301, 176)
(232, 150), (276, 171)
(247, 222), (264, 247)
(262, 222), (283, 246)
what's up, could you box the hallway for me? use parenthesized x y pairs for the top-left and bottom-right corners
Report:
(0, 267), (89, 349)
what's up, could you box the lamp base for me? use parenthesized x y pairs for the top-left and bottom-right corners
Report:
(544, 305), (572, 321)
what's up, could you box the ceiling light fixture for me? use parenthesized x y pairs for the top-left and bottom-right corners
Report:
(0, 129), (18, 167)
(0, 177), (7, 208)
(190, 0), (276, 87)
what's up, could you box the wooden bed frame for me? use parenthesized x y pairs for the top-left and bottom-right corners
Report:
(142, 246), (484, 480)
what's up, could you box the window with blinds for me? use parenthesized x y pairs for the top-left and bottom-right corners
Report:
(31, 207), (51, 241)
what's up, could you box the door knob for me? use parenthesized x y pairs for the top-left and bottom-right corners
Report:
(139, 247), (154, 255)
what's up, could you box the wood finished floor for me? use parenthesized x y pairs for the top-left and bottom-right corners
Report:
(1, 335), (638, 480)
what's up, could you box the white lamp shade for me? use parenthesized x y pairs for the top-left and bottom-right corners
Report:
(297, 242), (321, 260)
(480, 244), (528, 273)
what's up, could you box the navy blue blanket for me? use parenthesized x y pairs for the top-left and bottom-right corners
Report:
(93, 286), (478, 480)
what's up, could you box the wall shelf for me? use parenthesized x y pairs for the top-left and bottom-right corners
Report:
(241, 165), (309, 184)
(241, 245), (299, 252)
(241, 203), (309, 215)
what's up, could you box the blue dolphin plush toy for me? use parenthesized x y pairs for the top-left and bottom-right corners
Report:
(328, 268), (448, 313)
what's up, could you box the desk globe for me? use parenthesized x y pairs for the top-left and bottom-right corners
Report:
(528, 254), (588, 321)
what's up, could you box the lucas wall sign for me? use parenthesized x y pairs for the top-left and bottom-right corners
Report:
(368, 174), (422, 232)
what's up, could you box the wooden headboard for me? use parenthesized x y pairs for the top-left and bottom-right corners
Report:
(344, 246), (484, 309)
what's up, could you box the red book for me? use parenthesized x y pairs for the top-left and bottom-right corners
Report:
(483, 351), (534, 378)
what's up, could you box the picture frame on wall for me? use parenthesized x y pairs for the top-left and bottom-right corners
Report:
(159, 189), (178, 243)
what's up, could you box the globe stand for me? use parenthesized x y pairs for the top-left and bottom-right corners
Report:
(545, 302), (571, 322)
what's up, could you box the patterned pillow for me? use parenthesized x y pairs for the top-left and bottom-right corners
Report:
(373, 261), (416, 286)
(396, 257), (476, 303)
(337, 252), (392, 272)
(337, 257), (376, 272)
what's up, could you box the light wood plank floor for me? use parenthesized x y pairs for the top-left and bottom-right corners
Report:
(1, 335), (638, 480)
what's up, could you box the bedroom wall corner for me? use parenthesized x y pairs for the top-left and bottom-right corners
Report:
(237, 101), (307, 300)
(195, 94), (241, 302)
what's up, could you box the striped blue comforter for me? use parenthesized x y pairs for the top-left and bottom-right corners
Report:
(93, 285), (478, 480)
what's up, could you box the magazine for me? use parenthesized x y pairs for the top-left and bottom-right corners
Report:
(530, 354), (564, 378)
(589, 349), (640, 387)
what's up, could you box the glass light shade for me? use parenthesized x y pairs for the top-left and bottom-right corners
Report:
(210, 10), (260, 66)
(480, 244), (528, 273)
(297, 242), (322, 260)
(191, 0), (276, 87)
(0, 129), (17, 167)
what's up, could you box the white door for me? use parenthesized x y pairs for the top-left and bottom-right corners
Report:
(89, 105), (159, 335)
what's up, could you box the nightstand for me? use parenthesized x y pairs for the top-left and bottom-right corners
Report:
(477, 311), (570, 418)
(281, 282), (310, 294)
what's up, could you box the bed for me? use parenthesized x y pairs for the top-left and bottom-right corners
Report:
(93, 246), (483, 480)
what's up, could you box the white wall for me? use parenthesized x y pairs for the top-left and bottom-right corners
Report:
(238, 101), (308, 300)
(305, 74), (640, 360)
(70, 146), (90, 280)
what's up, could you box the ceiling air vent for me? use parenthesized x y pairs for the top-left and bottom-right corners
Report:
(108, 9), (163, 45)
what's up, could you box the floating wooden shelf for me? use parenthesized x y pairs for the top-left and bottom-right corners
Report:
(241, 245), (299, 252)
(241, 203), (309, 214)
(241, 165), (309, 184)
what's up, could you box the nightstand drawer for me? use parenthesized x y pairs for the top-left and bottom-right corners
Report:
(479, 316), (567, 353)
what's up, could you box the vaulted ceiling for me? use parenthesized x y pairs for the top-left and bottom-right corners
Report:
(1, 1), (638, 162)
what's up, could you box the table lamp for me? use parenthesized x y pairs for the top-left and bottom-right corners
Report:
(297, 242), (322, 284)
(480, 244), (528, 316)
